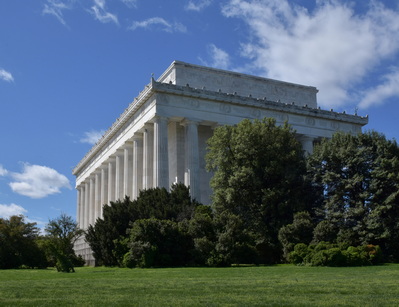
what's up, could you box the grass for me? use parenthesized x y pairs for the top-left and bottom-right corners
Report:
(1, 264), (399, 306)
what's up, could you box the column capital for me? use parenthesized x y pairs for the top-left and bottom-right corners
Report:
(131, 133), (143, 141)
(152, 115), (169, 122)
(180, 118), (200, 127)
(298, 134), (315, 155)
(143, 122), (154, 131)
(121, 140), (133, 148)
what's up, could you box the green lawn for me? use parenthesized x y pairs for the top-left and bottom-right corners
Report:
(1, 264), (398, 306)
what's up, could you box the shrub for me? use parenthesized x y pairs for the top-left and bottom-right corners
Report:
(289, 242), (383, 266)
(127, 218), (192, 268)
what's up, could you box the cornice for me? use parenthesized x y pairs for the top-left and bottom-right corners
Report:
(152, 81), (368, 125)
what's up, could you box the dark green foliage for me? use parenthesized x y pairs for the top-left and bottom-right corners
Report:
(86, 183), (200, 266)
(86, 124), (399, 266)
(0, 215), (47, 269)
(308, 131), (399, 261)
(186, 205), (217, 265)
(125, 218), (192, 268)
(45, 214), (84, 272)
(206, 118), (316, 263)
(86, 196), (135, 266)
(208, 212), (258, 266)
(289, 242), (383, 266)
(278, 211), (315, 261)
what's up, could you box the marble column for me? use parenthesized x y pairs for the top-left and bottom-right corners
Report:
(299, 135), (314, 155)
(108, 159), (115, 203)
(168, 121), (185, 186)
(124, 142), (133, 198)
(84, 181), (90, 229)
(79, 185), (85, 229)
(132, 134), (143, 199)
(89, 177), (95, 226)
(153, 116), (169, 189)
(115, 150), (124, 200)
(143, 124), (154, 190)
(94, 172), (101, 223)
(76, 187), (82, 228)
(100, 167), (108, 218)
(182, 119), (200, 201)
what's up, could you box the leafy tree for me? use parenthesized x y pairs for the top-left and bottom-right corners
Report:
(208, 212), (259, 266)
(307, 131), (399, 260)
(0, 215), (46, 269)
(86, 196), (136, 266)
(45, 214), (84, 272)
(125, 218), (192, 268)
(278, 211), (315, 261)
(206, 118), (315, 263)
(86, 183), (200, 266)
(187, 205), (217, 265)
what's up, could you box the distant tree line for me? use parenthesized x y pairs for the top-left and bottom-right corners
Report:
(0, 214), (84, 272)
(84, 118), (399, 267)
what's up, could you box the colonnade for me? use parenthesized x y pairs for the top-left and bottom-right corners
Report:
(76, 116), (202, 229)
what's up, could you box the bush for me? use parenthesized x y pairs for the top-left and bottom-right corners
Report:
(278, 212), (314, 261)
(289, 242), (383, 266)
(127, 218), (192, 268)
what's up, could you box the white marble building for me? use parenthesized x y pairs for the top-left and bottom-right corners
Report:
(73, 61), (368, 264)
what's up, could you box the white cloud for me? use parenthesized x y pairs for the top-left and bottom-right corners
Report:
(80, 129), (105, 145)
(129, 17), (187, 33)
(0, 68), (14, 82)
(360, 68), (399, 108)
(221, 0), (399, 109)
(9, 164), (71, 199)
(121, 0), (138, 8)
(185, 0), (212, 12)
(42, 0), (72, 26)
(0, 165), (8, 176)
(0, 203), (27, 219)
(200, 44), (231, 70)
(90, 0), (119, 25)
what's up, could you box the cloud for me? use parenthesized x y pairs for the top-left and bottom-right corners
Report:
(9, 164), (71, 199)
(80, 129), (105, 145)
(0, 203), (27, 219)
(121, 0), (138, 8)
(185, 0), (212, 12)
(221, 0), (399, 109)
(200, 44), (231, 70)
(129, 17), (187, 33)
(0, 68), (14, 82)
(0, 165), (8, 176)
(42, 0), (72, 26)
(360, 68), (399, 108)
(90, 0), (119, 25)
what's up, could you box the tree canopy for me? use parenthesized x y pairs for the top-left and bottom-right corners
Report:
(307, 131), (399, 261)
(85, 183), (200, 266)
(0, 215), (46, 269)
(45, 214), (84, 272)
(206, 118), (316, 263)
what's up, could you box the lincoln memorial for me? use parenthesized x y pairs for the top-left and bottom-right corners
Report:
(73, 61), (368, 264)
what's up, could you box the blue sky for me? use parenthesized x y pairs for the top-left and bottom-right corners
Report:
(1, 0), (399, 229)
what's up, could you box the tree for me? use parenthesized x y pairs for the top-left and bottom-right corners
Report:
(206, 118), (315, 263)
(278, 211), (315, 261)
(45, 214), (84, 272)
(307, 131), (399, 261)
(187, 205), (217, 265)
(0, 215), (46, 269)
(125, 218), (192, 268)
(86, 183), (200, 266)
